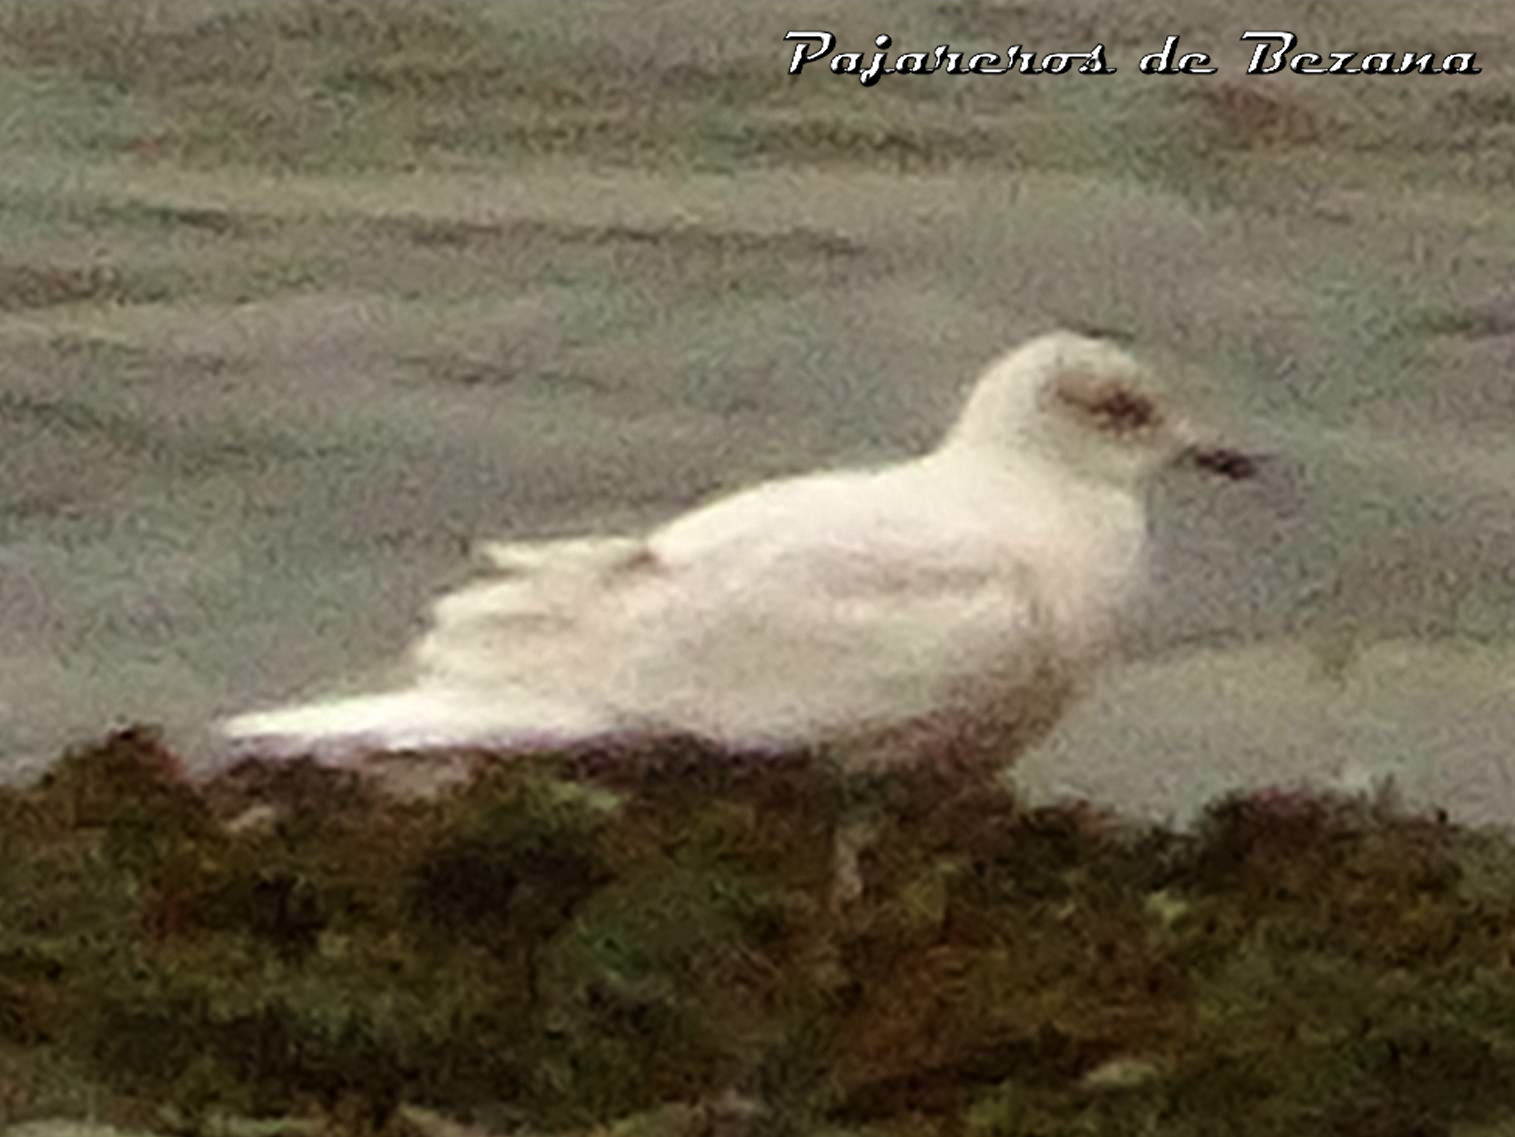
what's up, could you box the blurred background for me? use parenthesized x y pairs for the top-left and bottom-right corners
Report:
(1, 0), (1512, 822)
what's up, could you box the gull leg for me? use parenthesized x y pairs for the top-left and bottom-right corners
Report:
(830, 809), (880, 911)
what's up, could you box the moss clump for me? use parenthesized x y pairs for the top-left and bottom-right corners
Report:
(3, 729), (1515, 1136)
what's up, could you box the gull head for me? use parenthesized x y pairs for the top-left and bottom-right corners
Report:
(946, 330), (1258, 489)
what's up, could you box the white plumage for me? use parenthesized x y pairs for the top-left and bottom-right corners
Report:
(222, 330), (1253, 771)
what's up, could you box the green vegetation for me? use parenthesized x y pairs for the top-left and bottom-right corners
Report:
(2, 729), (1515, 1136)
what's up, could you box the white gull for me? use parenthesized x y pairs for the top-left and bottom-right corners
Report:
(222, 330), (1255, 776)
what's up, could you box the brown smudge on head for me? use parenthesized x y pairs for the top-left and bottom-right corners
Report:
(1054, 375), (1163, 435)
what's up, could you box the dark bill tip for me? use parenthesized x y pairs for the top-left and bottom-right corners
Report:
(1186, 445), (1261, 481)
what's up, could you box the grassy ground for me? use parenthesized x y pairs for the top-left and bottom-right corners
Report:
(5, 730), (1515, 1137)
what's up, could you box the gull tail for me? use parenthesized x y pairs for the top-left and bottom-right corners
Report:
(221, 534), (656, 767)
(219, 685), (617, 762)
